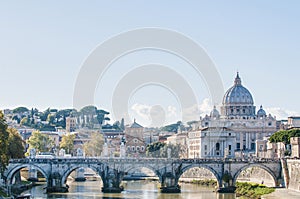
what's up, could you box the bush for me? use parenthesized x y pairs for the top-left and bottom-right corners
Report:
(236, 182), (275, 199)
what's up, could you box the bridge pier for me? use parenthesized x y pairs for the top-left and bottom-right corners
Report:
(46, 172), (68, 193)
(27, 167), (38, 182)
(160, 172), (181, 193)
(101, 168), (124, 193)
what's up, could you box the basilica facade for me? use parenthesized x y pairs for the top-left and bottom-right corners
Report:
(188, 73), (277, 158)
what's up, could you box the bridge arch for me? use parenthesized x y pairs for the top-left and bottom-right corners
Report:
(6, 164), (48, 184)
(123, 164), (159, 179)
(232, 163), (277, 187)
(179, 164), (222, 188)
(61, 164), (102, 184)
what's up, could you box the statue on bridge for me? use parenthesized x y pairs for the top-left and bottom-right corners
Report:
(59, 149), (65, 157)
(29, 148), (36, 158)
(77, 148), (83, 157)
(120, 142), (126, 158)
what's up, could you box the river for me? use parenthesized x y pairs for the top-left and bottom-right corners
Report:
(22, 180), (237, 199)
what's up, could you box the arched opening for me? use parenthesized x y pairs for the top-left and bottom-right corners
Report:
(6, 165), (48, 195)
(61, 166), (103, 194)
(216, 143), (220, 151)
(234, 165), (276, 187)
(123, 166), (159, 192)
(7, 165), (48, 184)
(179, 165), (221, 192)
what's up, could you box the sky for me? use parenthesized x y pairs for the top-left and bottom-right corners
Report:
(1, 1), (300, 126)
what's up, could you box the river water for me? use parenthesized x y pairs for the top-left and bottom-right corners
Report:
(22, 180), (237, 199)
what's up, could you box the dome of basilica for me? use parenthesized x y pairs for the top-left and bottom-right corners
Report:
(222, 73), (254, 105)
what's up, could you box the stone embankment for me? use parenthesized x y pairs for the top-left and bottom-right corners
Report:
(286, 159), (300, 191)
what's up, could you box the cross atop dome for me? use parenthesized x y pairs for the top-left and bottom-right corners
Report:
(234, 72), (242, 85)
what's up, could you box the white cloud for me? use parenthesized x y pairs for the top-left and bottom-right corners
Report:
(167, 105), (177, 118)
(265, 107), (299, 120)
(130, 103), (151, 120)
(130, 103), (178, 126)
(199, 98), (213, 116)
(182, 98), (213, 122)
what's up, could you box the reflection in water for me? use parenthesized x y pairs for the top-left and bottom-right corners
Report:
(23, 180), (236, 199)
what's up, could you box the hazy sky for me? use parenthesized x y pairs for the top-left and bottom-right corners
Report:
(1, 1), (300, 126)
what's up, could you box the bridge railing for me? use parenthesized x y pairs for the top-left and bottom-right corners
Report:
(8, 157), (282, 164)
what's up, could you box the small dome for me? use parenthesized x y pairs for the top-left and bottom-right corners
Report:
(222, 72), (254, 105)
(210, 106), (220, 118)
(257, 105), (266, 117)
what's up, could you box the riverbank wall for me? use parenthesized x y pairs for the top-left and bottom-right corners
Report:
(286, 159), (300, 192)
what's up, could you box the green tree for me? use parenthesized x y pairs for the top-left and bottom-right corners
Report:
(146, 142), (166, 157)
(83, 132), (104, 157)
(160, 121), (182, 132)
(60, 133), (76, 154)
(7, 128), (25, 159)
(269, 129), (300, 145)
(55, 109), (75, 128)
(47, 114), (55, 124)
(12, 115), (20, 124)
(120, 118), (125, 130)
(269, 129), (300, 156)
(26, 131), (54, 155)
(96, 109), (110, 125)
(12, 107), (29, 114)
(159, 144), (182, 158)
(20, 117), (28, 125)
(0, 111), (9, 175)
(40, 108), (50, 121)
(80, 105), (97, 115)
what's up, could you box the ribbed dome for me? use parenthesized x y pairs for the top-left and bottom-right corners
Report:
(257, 105), (266, 117)
(210, 106), (220, 118)
(222, 73), (254, 105)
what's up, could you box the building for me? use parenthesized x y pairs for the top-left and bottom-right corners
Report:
(188, 127), (235, 158)
(188, 73), (277, 158)
(166, 132), (188, 158)
(287, 117), (300, 129)
(255, 137), (286, 158)
(125, 119), (146, 156)
(291, 137), (300, 158)
(66, 117), (76, 132)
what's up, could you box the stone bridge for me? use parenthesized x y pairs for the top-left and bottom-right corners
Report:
(3, 157), (284, 193)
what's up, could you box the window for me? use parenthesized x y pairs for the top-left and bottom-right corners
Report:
(259, 145), (263, 151)
(236, 143), (240, 150)
(251, 143), (255, 150)
(229, 133), (231, 136)
(141, 146), (144, 151)
(216, 143), (220, 151)
(136, 146), (140, 151)
(268, 122), (272, 126)
(204, 145), (207, 150)
(216, 152), (220, 155)
(127, 146), (131, 151)
(243, 109), (246, 113)
(132, 146), (135, 151)
(228, 145), (232, 150)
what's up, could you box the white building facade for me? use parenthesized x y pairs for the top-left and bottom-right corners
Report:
(188, 73), (277, 158)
